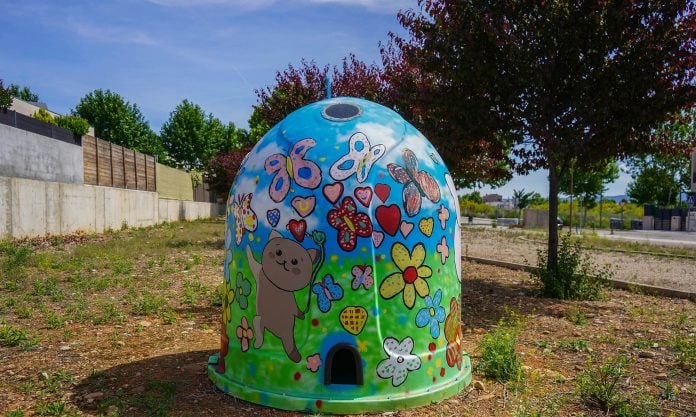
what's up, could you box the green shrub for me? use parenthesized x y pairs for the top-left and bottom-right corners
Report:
(0, 325), (37, 350)
(0, 79), (12, 110)
(33, 107), (54, 123)
(477, 326), (522, 382)
(0, 242), (32, 284)
(671, 333), (696, 374)
(532, 233), (611, 300)
(55, 115), (89, 136)
(4, 410), (25, 417)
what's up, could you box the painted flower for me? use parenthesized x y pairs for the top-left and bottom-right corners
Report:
(437, 204), (450, 229)
(236, 316), (253, 352)
(444, 298), (463, 369)
(327, 197), (373, 252)
(306, 353), (322, 372)
(222, 281), (235, 324)
(415, 289), (446, 338)
(376, 336), (421, 386)
(379, 242), (432, 309)
(235, 272), (252, 310)
(436, 236), (449, 265)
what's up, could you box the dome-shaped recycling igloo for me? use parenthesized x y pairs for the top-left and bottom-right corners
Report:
(208, 97), (471, 414)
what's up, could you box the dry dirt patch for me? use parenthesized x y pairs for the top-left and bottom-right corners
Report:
(1, 221), (694, 416)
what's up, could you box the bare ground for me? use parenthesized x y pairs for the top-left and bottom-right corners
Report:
(0, 222), (695, 416)
(462, 228), (696, 293)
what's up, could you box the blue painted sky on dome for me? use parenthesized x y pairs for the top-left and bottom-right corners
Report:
(0, 0), (631, 197)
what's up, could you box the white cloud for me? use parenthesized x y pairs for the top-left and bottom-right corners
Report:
(147, 0), (416, 13)
(68, 21), (159, 46)
(307, 0), (415, 13)
(147, 0), (276, 9)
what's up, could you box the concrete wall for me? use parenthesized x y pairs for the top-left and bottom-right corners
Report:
(523, 209), (550, 229)
(0, 176), (222, 239)
(0, 124), (84, 184)
(156, 163), (193, 201)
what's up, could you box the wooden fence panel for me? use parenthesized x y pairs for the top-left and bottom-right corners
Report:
(83, 136), (98, 185)
(124, 150), (137, 189)
(111, 144), (125, 188)
(145, 156), (156, 192)
(96, 139), (113, 187)
(135, 152), (147, 191)
(81, 136), (158, 192)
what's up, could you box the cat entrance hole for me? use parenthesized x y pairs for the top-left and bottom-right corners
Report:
(324, 344), (363, 385)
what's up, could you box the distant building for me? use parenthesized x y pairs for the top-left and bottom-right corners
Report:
(483, 193), (502, 203)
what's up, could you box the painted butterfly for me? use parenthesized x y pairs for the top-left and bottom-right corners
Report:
(387, 149), (441, 217)
(351, 265), (374, 290)
(330, 132), (385, 183)
(312, 274), (344, 313)
(232, 193), (258, 245)
(265, 138), (322, 203)
(327, 197), (373, 252)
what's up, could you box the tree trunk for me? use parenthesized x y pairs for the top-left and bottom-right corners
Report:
(548, 160), (560, 275)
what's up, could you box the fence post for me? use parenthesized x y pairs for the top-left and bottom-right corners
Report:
(109, 143), (114, 186)
(95, 138), (100, 186)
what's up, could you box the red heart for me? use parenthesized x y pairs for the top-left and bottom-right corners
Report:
(354, 186), (373, 207)
(375, 204), (401, 237)
(287, 219), (306, 242)
(375, 183), (391, 203)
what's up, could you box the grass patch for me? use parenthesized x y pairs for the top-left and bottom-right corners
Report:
(0, 325), (38, 350)
(129, 291), (167, 316)
(476, 311), (524, 383)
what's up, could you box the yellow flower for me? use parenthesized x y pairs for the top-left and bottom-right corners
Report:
(222, 281), (235, 324)
(379, 242), (432, 309)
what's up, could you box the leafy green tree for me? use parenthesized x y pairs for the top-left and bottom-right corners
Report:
(7, 83), (39, 102)
(627, 110), (696, 206)
(74, 89), (164, 158)
(560, 162), (620, 227)
(512, 189), (536, 220)
(160, 100), (235, 171)
(460, 191), (483, 204)
(385, 1), (695, 279)
(0, 80), (12, 110)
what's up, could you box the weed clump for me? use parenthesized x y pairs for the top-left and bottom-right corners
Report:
(576, 355), (660, 416)
(477, 310), (524, 382)
(532, 234), (612, 300)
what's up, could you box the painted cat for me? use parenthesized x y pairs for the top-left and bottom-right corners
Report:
(246, 230), (318, 363)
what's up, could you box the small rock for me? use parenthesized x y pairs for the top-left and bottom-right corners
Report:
(473, 380), (486, 391)
(656, 373), (668, 380)
(60, 345), (71, 351)
(130, 385), (145, 394)
(114, 341), (125, 347)
(40, 372), (50, 380)
(638, 351), (655, 359)
(138, 320), (152, 327)
(84, 392), (104, 400)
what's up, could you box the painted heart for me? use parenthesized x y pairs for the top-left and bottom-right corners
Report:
(354, 186), (373, 207)
(375, 183), (391, 203)
(400, 221), (414, 238)
(372, 231), (384, 248)
(419, 217), (434, 237)
(266, 209), (280, 227)
(322, 182), (344, 204)
(287, 219), (306, 242)
(291, 196), (316, 218)
(375, 204), (401, 236)
(339, 306), (368, 335)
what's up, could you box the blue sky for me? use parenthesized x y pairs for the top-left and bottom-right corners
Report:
(0, 0), (631, 197)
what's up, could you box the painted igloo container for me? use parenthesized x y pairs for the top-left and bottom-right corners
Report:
(208, 97), (471, 413)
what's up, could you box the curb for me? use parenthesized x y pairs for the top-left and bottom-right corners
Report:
(463, 255), (696, 301)
(515, 236), (696, 260)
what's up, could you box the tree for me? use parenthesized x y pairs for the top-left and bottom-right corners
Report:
(512, 188), (535, 220)
(385, 1), (695, 279)
(204, 149), (251, 196)
(559, 162), (620, 227)
(627, 110), (696, 206)
(0, 80), (12, 110)
(252, 54), (385, 139)
(74, 89), (164, 159)
(7, 83), (39, 102)
(160, 99), (235, 171)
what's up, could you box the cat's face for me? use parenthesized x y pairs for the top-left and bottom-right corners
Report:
(261, 232), (318, 292)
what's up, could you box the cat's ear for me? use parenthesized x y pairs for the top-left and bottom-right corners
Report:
(269, 230), (283, 240)
(308, 248), (319, 263)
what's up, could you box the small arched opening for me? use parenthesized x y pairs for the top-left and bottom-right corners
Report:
(324, 343), (363, 385)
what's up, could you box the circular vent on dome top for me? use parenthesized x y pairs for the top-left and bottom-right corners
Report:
(321, 103), (362, 121)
